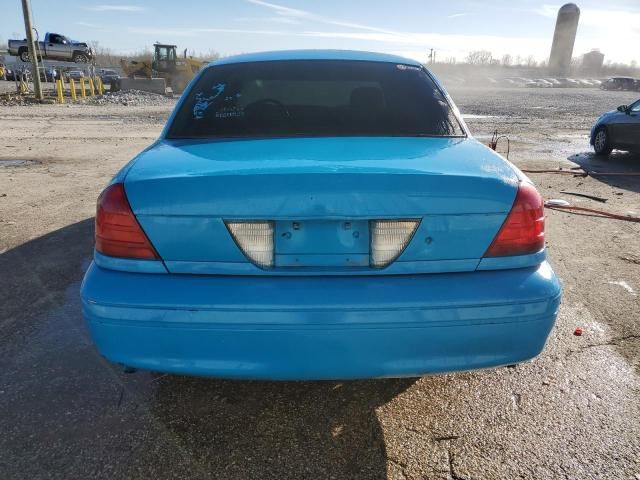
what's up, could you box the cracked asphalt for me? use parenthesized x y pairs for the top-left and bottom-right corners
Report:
(1, 86), (639, 479)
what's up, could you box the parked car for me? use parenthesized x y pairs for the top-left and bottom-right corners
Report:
(507, 77), (529, 87)
(600, 77), (639, 91)
(555, 78), (580, 88)
(99, 68), (120, 89)
(99, 69), (120, 83)
(64, 70), (85, 81)
(80, 50), (561, 380)
(39, 67), (56, 82)
(591, 98), (640, 155)
(4, 67), (16, 81)
(7, 32), (93, 63)
(576, 79), (594, 87)
(532, 79), (554, 88)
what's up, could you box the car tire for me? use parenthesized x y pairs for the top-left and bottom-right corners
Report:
(19, 49), (30, 62)
(593, 127), (612, 156)
(73, 52), (89, 63)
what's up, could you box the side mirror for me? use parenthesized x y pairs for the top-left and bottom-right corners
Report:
(617, 105), (629, 113)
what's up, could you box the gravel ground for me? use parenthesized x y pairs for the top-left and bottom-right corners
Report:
(86, 90), (177, 107)
(0, 85), (639, 480)
(0, 80), (174, 107)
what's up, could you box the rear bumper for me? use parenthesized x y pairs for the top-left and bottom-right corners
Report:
(80, 262), (561, 380)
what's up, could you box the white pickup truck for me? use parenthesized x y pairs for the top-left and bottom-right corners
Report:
(8, 32), (93, 63)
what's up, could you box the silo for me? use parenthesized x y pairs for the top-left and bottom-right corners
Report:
(548, 3), (580, 76)
(582, 49), (605, 75)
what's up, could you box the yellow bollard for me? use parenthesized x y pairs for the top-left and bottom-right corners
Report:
(80, 78), (86, 98)
(97, 77), (104, 95)
(89, 77), (95, 96)
(70, 79), (77, 101)
(19, 79), (28, 94)
(56, 80), (64, 104)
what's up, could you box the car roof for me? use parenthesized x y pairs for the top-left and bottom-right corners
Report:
(207, 50), (423, 68)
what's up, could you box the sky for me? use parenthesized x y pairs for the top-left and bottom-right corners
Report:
(2, 0), (639, 64)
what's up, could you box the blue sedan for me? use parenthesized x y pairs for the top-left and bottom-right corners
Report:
(591, 98), (640, 155)
(80, 50), (561, 380)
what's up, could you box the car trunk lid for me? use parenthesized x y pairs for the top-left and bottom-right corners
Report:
(124, 137), (519, 273)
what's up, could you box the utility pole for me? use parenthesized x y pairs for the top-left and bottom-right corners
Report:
(428, 49), (436, 64)
(20, 0), (43, 100)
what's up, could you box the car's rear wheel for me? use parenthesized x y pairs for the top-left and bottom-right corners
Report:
(19, 49), (30, 62)
(593, 127), (612, 156)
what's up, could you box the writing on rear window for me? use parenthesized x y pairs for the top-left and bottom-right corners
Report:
(193, 83), (226, 119)
(171, 60), (464, 138)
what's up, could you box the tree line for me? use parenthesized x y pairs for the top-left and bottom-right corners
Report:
(451, 49), (638, 76)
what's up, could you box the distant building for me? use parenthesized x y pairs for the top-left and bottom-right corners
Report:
(582, 49), (605, 74)
(549, 3), (580, 76)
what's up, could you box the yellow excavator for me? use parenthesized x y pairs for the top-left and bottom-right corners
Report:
(120, 43), (205, 93)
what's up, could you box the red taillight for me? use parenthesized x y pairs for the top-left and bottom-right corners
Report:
(484, 182), (544, 257)
(95, 183), (159, 260)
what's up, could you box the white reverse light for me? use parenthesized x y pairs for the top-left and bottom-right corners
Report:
(226, 221), (274, 268)
(370, 220), (419, 268)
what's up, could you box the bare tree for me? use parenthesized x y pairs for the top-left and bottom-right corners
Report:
(90, 40), (122, 67)
(526, 55), (537, 67)
(600, 60), (639, 76)
(196, 49), (221, 62)
(465, 50), (492, 65)
(501, 54), (512, 67)
(130, 46), (153, 62)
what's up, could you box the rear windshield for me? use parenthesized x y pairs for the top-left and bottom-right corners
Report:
(167, 60), (464, 139)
